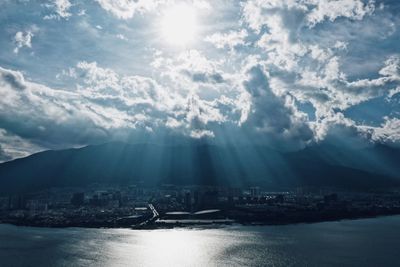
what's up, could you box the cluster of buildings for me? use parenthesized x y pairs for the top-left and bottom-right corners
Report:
(1, 184), (400, 228)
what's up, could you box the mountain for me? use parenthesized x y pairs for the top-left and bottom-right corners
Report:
(0, 142), (399, 194)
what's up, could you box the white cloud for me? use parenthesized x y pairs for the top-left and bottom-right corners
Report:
(205, 29), (248, 50)
(1, 0), (400, 159)
(71, 60), (239, 139)
(0, 66), (26, 90)
(379, 55), (400, 81)
(241, 0), (307, 33)
(239, 0), (400, 148)
(306, 0), (375, 27)
(150, 49), (250, 132)
(0, 65), (164, 151)
(347, 55), (400, 88)
(95, 0), (166, 19)
(0, 66), (101, 149)
(0, 129), (43, 163)
(44, 0), (72, 20)
(388, 87), (400, 99)
(13, 31), (34, 54)
(190, 129), (214, 138)
(116, 34), (127, 40)
(372, 117), (400, 145)
(94, 0), (211, 19)
(151, 49), (228, 87)
(242, 0), (376, 31)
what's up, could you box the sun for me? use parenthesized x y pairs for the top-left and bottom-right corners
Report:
(161, 4), (198, 46)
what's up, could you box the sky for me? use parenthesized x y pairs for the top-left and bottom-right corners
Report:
(0, 0), (399, 162)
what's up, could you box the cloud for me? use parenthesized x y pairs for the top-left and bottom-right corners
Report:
(0, 66), (108, 148)
(388, 86), (400, 99)
(152, 49), (228, 85)
(205, 29), (248, 50)
(94, 0), (212, 19)
(44, 0), (72, 20)
(40, 60), (239, 144)
(241, 0), (308, 34)
(150, 49), (250, 137)
(0, 129), (42, 163)
(379, 55), (400, 81)
(13, 30), (34, 54)
(185, 71), (225, 84)
(241, 64), (314, 149)
(370, 117), (400, 145)
(1, 0), (400, 160)
(346, 55), (400, 87)
(306, 0), (375, 27)
(241, 0), (376, 31)
(0, 67), (26, 90)
(0, 145), (12, 162)
(238, 0), (400, 148)
(116, 34), (127, 40)
(95, 0), (166, 19)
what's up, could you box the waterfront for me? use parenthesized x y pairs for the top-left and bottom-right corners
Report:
(1, 215), (400, 267)
(3, 185), (400, 228)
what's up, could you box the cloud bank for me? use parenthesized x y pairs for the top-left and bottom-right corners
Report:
(0, 0), (399, 161)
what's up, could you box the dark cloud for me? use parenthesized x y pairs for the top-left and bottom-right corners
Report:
(242, 64), (314, 149)
(183, 70), (225, 84)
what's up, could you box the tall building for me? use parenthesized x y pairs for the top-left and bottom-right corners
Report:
(250, 187), (260, 197)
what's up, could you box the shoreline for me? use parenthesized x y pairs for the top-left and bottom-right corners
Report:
(1, 212), (400, 230)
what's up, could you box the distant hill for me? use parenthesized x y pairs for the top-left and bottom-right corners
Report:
(0, 142), (399, 194)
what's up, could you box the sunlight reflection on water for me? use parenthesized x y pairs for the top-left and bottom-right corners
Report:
(1, 216), (400, 267)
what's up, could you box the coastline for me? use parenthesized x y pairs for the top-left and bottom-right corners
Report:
(2, 212), (400, 230)
(2, 214), (400, 267)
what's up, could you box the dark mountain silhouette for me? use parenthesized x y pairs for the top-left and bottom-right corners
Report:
(0, 142), (399, 194)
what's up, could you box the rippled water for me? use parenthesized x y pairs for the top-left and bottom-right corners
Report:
(1, 216), (400, 267)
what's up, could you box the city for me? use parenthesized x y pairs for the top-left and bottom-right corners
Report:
(1, 184), (400, 229)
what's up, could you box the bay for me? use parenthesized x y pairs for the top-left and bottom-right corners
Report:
(1, 215), (400, 267)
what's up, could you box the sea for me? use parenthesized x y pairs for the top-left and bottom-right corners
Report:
(1, 215), (400, 267)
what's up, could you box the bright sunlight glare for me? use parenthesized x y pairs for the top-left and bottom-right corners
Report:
(161, 4), (198, 46)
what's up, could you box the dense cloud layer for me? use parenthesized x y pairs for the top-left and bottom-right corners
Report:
(0, 0), (399, 161)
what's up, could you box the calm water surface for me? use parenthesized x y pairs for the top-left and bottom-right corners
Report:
(1, 216), (400, 267)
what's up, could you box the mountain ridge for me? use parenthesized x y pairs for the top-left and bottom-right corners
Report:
(0, 142), (399, 194)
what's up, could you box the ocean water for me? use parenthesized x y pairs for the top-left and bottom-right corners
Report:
(1, 216), (400, 267)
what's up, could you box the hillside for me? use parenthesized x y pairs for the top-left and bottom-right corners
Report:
(0, 142), (399, 194)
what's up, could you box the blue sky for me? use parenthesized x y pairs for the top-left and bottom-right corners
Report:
(0, 0), (399, 161)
